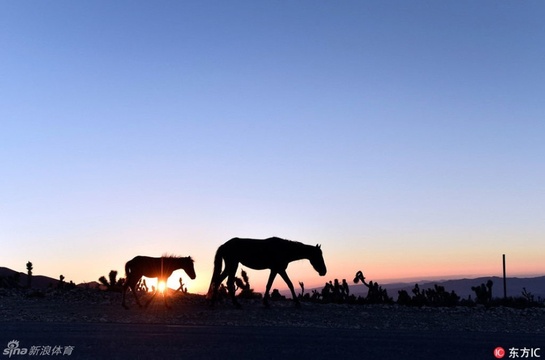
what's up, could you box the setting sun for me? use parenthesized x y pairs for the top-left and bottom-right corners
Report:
(157, 281), (166, 294)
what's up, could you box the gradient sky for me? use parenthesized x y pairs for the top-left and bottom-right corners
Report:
(2, 1), (544, 294)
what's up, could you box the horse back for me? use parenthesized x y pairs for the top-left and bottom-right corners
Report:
(221, 237), (293, 270)
(125, 256), (159, 277)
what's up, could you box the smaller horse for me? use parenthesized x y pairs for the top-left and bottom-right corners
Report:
(207, 237), (327, 308)
(121, 255), (196, 309)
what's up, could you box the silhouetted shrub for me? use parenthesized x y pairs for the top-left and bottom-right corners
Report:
(298, 272), (393, 305)
(0, 273), (20, 289)
(490, 289), (544, 309)
(285, 270), (543, 309)
(271, 289), (285, 301)
(397, 290), (412, 306)
(99, 270), (124, 292)
(353, 271), (392, 304)
(396, 283), (460, 307)
(176, 277), (188, 293)
(58, 275), (65, 289)
(235, 269), (261, 299)
(471, 280), (493, 306)
(26, 261), (33, 289)
(136, 278), (148, 293)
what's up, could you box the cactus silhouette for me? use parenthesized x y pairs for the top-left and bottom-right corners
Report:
(58, 275), (65, 289)
(353, 271), (391, 304)
(26, 261), (33, 289)
(234, 269), (257, 299)
(471, 280), (493, 305)
(99, 270), (124, 292)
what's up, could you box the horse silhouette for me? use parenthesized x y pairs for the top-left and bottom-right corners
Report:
(207, 237), (327, 307)
(121, 255), (196, 309)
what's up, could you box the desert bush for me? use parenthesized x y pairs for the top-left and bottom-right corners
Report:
(471, 280), (493, 306)
(98, 270), (124, 292)
(396, 283), (460, 307)
(0, 273), (20, 289)
(271, 289), (285, 301)
(235, 269), (261, 299)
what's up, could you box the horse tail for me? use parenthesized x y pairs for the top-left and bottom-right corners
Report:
(124, 257), (140, 285)
(125, 259), (134, 278)
(122, 260), (134, 289)
(206, 245), (225, 299)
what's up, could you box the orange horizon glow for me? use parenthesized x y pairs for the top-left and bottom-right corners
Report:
(4, 251), (543, 296)
(159, 269), (544, 296)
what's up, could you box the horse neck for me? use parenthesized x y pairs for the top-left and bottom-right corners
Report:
(162, 257), (186, 272)
(286, 243), (314, 262)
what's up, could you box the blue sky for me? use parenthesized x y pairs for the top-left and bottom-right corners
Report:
(1, 1), (544, 293)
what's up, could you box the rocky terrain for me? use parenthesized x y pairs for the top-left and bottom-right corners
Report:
(1, 288), (544, 335)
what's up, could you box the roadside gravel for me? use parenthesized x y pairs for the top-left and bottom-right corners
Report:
(1, 288), (544, 334)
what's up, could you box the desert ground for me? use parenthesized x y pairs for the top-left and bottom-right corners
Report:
(1, 288), (544, 359)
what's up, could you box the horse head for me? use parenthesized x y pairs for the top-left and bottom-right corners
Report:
(310, 244), (327, 276)
(184, 257), (197, 280)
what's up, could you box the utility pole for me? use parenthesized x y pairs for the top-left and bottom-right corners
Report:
(502, 254), (507, 299)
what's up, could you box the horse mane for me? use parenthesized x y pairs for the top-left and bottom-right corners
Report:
(161, 253), (194, 262)
(273, 237), (310, 248)
(289, 240), (307, 248)
(270, 237), (318, 256)
(272, 236), (299, 244)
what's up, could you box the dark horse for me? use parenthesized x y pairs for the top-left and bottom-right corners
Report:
(207, 237), (327, 307)
(121, 255), (196, 309)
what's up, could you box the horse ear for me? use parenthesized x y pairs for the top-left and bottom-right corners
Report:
(316, 244), (321, 249)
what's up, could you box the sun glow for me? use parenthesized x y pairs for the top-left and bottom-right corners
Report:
(157, 281), (166, 294)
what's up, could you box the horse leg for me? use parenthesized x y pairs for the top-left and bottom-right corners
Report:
(163, 291), (170, 309)
(263, 271), (278, 308)
(121, 283), (129, 309)
(145, 289), (158, 307)
(132, 287), (143, 308)
(129, 278), (144, 308)
(161, 278), (171, 309)
(279, 270), (300, 307)
(224, 265), (242, 308)
(208, 270), (229, 306)
(215, 270), (229, 298)
(122, 276), (142, 309)
(226, 275), (241, 308)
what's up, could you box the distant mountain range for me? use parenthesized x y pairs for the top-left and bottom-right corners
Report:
(0, 267), (100, 290)
(347, 276), (545, 300)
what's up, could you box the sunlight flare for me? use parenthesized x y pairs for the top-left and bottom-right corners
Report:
(158, 280), (166, 294)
